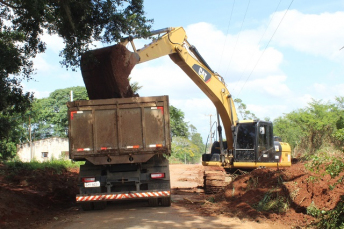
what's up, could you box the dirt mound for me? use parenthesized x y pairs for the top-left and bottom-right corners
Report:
(0, 165), (79, 229)
(173, 162), (344, 228)
(81, 44), (139, 100)
(2, 162), (344, 228)
(220, 162), (344, 226)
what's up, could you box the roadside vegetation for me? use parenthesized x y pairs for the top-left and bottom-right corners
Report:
(273, 97), (344, 157)
(4, 159), (82, 172)
(273, 97), (344, 228)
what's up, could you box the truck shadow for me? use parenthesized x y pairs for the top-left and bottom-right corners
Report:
(73, 198), (249, 229)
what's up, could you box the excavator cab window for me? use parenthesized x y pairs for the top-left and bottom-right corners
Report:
(257, 122), (273, 150)
(257, 122), (274, 162)
(236, 123), (255, 149)
(234, 123), (256, 162)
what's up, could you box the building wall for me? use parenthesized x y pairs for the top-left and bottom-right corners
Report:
(17, 137), (69, 162)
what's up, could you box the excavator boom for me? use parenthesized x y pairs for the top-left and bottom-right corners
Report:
(124, 27), (238, 148)
(81, 27), (238, 148)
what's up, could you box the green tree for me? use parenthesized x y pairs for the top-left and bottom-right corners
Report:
(171, 136), (199, 164)
(29, 86), (88, 140)
(0, 111), (29, 160)
(170, 105), (189, 138)
(128, 76), (142, 94)
(169, 107), (205, 164)
(189, 124), (205, 153)
(0, 0), (152, 159)
(0, 30), (33, 159)
(0, 0), (152, 72)
(234, 98), (258, 120)
(274, 98), (343, 155)
(332, 96), (344, 146)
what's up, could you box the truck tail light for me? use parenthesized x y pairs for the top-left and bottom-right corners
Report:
(127, 145), (140, 149)
(82, 177), (96, 183)
(77, 148), (91, 152)
(149, 144), (163, 148)
(151, 173), (165, 179)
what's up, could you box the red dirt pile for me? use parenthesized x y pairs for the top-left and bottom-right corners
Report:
(0, 165), (79, 229)
(219, 162), (344, 227)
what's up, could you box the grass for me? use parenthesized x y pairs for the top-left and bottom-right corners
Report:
(246, 176), (258, 190)
(3, 158), (84, 175)
(254, 189), (290, 213)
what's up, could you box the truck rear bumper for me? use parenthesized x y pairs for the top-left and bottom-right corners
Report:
(76, 190), (171, 202)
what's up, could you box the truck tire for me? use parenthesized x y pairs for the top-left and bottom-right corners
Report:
(93, 201), (107, 210)
(81, 202), (94, 211)
(161, 197), (171, 207)
(148, 198), (159, 207)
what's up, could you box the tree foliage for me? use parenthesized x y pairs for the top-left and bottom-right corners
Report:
(0, 0), (152, 159)
(171, 136), (198, 164)
(1, 0), (152, 72)
(170, 105), (189, 138)
(234, 98), (257, 120)
(29, 86), (89, 140)
(169, 112), (205, 164)
(273, 97), (344, 156)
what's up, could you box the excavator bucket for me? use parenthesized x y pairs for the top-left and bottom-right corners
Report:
(80, 44), (140, 100)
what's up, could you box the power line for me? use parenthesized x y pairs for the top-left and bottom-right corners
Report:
(237, 0), (295, 96)
(225, 0), (251, 78)
(232, 0), (282, 92)
(217, 0), (236, 71)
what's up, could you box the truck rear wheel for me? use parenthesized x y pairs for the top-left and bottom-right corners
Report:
(148, 198), (159, 207)
(93, 201), (107, 210)
(81, 202), (94, 211)
(161, 197), (171, 207)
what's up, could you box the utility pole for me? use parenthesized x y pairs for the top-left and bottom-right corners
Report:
(29, 116), (32, 162)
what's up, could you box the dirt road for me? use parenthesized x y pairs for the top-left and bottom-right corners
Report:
(41, 165), (283, 229)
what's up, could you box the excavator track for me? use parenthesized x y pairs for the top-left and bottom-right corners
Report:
(203, 166), (232, 194)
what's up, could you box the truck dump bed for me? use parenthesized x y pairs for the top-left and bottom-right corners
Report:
(68, 96), (171, 165)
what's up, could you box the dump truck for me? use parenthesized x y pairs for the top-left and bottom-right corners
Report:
(68, 96), (171, 210)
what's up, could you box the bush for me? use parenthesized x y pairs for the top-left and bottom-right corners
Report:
(316, 197), (344, 229)
(4, 159), (83, 175)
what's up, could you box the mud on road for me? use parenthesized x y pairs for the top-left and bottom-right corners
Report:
(1, 163), (344, 228)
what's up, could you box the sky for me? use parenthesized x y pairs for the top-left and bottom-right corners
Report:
(24, 0), (344, 143)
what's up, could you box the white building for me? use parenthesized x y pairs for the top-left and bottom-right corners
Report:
(17, 137), (69, 162)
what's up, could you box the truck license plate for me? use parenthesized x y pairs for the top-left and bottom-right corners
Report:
(84, 181), (100, 188)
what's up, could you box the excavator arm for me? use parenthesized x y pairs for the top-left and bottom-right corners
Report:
(121, 27), (238, 149)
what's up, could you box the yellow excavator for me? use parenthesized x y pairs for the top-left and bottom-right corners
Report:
(81, 27), (292, 193)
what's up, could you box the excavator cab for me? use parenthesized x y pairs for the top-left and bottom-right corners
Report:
(233, 120), (280, 163)
(202, 120), (286, 167)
